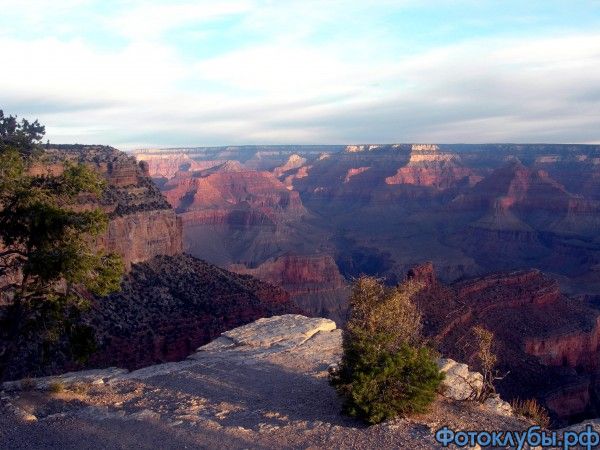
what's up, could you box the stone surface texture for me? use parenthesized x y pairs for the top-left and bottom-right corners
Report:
(437, 358), (484, 401)
(1, 315), (533, 449)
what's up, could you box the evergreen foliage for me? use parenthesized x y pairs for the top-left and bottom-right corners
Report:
(330, 276), (443, 424)
(0, 109), (123, 379)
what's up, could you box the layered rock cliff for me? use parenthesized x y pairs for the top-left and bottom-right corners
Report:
(230, 254), (345, 296)
(141, 154), (345, 320)
(411, 263), (600, 425)
(162, 160), (306, 220)
(1, 146), (302, 381)
(135, 152), (223, 179)
(37, 145), (183, 268)
(136, 144), (600, 328)
(384, 144), (477, 190)
(229, 254), (349, 322)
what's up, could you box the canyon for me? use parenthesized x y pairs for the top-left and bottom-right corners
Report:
(408, 262), (600, 424)
(135, 143), (600, 423)
(137, 142), (600, 300)
(140, 151), (349, 321)
(3, 142), (599, 425)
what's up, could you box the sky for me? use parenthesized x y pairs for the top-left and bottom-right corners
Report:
(1, 0), (600, 149)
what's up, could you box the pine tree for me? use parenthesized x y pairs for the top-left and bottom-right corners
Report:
(0, 109), (123, 379)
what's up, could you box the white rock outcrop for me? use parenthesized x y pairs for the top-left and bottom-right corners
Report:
(197, 314), (337, 352)
(483, 395), (513, 417)
(437, 358), (513, 416)
(437, 358), (484, 401)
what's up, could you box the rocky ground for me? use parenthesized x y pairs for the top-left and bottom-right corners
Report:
(1, 315), (536, 449)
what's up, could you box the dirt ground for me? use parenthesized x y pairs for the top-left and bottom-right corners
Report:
(0, 322), (530, 449)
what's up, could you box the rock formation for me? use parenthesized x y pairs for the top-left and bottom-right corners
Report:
(0, 146), (303, 382)
(163, 160), (306, 218)
(412, 263), (600, 425)
(384, 144), (475, 190)
(143, 153), (346, 320)
(86, 255), (299, 372)
(37, 145), (183, 269)
(136, 143), (600, 325)
(272, 154), (307, 179)
(229, 254), (349, 323)
(135, 152), (223, 179)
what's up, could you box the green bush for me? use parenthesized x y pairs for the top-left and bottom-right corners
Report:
(330, 276), (443, 424)
(336, 341), (443, 424)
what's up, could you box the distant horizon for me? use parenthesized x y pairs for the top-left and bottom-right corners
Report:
(50, 142), (600, 153)
(3, 1), (600, 148)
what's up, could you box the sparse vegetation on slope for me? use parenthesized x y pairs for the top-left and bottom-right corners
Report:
(511, 398), (551, 428)
(86, 254), (300, 371)
(472, 325), (502, 402)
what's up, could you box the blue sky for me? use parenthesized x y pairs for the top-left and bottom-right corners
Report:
(1, 0), (600, 148)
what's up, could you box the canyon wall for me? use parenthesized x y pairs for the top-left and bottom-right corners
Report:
(140, 153), (346, 319)
(1, 145), (302, 380)
(87, 255), (298, 370)
(230, 254), (349, 322)
(411, 262), (600, 425)
(41, 145), (183, 268)
(135, 143), (600, 325)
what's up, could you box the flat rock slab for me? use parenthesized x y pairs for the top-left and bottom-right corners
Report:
(198, 314), (337, 352)
(2, 368), (129, 392)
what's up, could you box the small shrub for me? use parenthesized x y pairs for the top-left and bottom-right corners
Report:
(330, 276), (444, 424)
(511, 398), (551, 428)
(49, 380), (65, 394)
(333, 341), (443, 424)
(472, 325), (501, 402)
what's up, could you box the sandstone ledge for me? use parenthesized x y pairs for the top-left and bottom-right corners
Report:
(197, 314), (337, 352)
(2, 368), (128, 392)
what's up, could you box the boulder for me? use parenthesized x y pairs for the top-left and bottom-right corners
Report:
(483, 395), (513, 417)
(437, 358), (483, 401)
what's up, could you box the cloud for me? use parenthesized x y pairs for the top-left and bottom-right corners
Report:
(108, 1), (253, 41)
(1, 2), (599, 147)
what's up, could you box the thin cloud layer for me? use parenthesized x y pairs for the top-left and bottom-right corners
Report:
(1, 1), (599, 148)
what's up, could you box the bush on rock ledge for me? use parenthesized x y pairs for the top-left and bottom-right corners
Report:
(330, 276), (443, 424)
